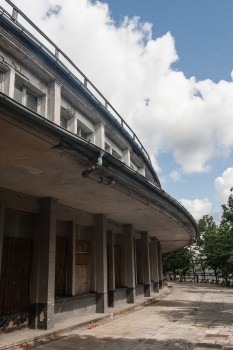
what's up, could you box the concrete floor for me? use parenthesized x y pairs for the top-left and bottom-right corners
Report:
(2, 283), (233, 350)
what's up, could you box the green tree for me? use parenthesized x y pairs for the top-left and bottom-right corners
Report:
(163, 189), (233, 284)
(163, 247), (192, 281)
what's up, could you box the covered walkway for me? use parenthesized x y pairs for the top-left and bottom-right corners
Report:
(1, 283), (233, 350)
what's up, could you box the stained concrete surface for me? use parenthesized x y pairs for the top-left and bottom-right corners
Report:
(2, 283), (233, 350)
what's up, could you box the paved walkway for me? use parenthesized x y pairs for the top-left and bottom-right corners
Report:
(2, 283), (233, 349)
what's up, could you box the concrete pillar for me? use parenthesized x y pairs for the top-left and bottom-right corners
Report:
(95, 122), (105, 149)
(124, 225), (135, 303)
(47, 81), (61, 124)
(67, 221), (75, 296)
(95, 214), (107, 313)
(122, 148), (130, 166)
(141, 232), (151, 297)
(150, 239), (159, 293)
(157, 241), (164, 289)
(0, 205), (5, 276)
(138, 166), (146, 176)
(6, 68), (15, 98)
(107, 230), (115, 307)
(90, 227), (96, 292)
(69, 115), (77, 134)
(30, 198), (56, 329)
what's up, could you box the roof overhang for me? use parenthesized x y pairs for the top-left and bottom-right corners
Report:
(0, 94), (198, 253)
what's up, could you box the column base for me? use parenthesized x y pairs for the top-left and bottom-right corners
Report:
(29, 303), (54, 330)
(96, 292), (108, 313)
(159, 279), (164, 289)
(153, 281), (159, 293)
(108, 290), (114, 307)
(127, 287), (135, 303)
(144, 284), (151, 297)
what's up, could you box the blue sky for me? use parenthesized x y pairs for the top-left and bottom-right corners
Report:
(104, 0), (233, 82)
(2, 0), (233, 221)
(98, 0), (233, 219)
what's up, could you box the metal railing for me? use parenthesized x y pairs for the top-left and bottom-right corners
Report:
(1, 0), (152, 166)
(168, 273), (233, 286)
(0, 1), (199, 227)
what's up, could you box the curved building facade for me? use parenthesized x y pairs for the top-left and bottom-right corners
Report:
(0, 2), (197, 331)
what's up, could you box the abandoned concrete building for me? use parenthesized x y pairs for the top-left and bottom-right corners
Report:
(0, 2), (197, 331)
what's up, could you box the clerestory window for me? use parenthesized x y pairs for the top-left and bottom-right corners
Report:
(14, 82), (38, 112)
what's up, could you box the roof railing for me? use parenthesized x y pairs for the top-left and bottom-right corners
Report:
(1, 0), (153, 167)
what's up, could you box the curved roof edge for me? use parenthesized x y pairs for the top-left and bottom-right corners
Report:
(0, 2), (161, 187)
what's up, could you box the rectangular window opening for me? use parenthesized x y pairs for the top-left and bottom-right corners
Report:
(61, 116), (68, 129)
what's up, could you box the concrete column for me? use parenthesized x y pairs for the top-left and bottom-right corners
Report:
(30, 198), (56, 329)
(90, 227), (96, 292)
(47, 81), (61, 124)
(0, 205), (5, 276)
(150, 239), (159, 293)
(6, 68), (15, 98)
(138, 166), (146, 176)
(95, 214), (107, 313)
(107, 230), (115, 307)
(69, 115), (77, 134)
(124, 225), (135, 303)
(141, 232), (151, 297)
(95, 122), (105, 149)
(122, 148), (130, 166)
(157, 241), (164, 289)
(67, 221), (75, 296)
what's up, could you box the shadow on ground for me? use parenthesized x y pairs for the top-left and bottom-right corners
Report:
(26, 332), (194, 350)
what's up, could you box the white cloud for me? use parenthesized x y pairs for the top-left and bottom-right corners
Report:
(215, 167), (233, 205)
(169, 170), (181, 182)
(3, 0), (233, 175)
(180, 198), (212, 221)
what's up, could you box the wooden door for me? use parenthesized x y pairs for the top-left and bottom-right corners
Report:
(55, 236), (68, 297)
(75, 240), (90, 294)
(0, 237), (33, 316)
(114, 244), (121, 288)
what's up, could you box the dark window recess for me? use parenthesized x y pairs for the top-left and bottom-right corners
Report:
(14, 83), (23, 104)
(14, 83), (38, 112)
(61, 116), (68, 129)
(80, 129), (88, 140)
(26, 91), (37, 112)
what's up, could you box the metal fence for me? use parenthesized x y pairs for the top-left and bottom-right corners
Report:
(167, 273), (233, 287)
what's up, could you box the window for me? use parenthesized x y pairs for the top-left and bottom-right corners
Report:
(0, 71), (4, 92)
(105, 142), (110, 152)
(60, 115), (68, 129)
(26, 91), (37, 112)
(80, 129), (88, 140)
(112, 148), (122, 160)
(14, 82), (38, 112)
(14, 82), (23, 104)
(77, 125), (93, 142)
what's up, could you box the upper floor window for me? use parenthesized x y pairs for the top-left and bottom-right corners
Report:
(112, 148), (122, 160)
(14, 82), (38, 112)
(60, 115), (68, 129)
(0, 71), (4, 92)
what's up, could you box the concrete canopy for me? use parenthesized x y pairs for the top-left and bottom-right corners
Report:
(0, 95), (197, 254)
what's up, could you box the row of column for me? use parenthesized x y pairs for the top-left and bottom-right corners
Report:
(106, 225), (164, 308)
(0, 199), (164, 330)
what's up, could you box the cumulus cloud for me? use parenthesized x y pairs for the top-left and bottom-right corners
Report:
(4, 0), (233, 175)
(169, 170), (181, 182)
(180, 198), (212, 221)
(215, 167), (233, 205)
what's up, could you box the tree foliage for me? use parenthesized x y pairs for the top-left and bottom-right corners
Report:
(163, 188), (233, 280)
